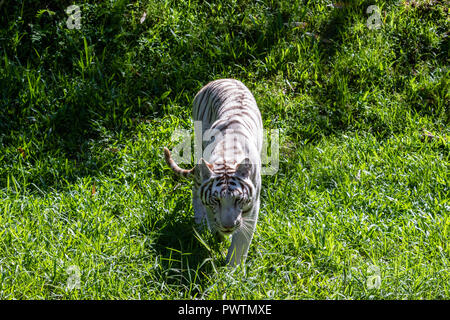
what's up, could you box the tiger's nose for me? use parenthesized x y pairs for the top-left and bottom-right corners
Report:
(221, 219), (240, 231)
(221, 222), (235, 230)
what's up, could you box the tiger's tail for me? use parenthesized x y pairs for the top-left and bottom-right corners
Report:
(163, 147), (194, 178)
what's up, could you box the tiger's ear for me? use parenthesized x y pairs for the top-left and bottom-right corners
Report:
(196, 158), (214, 180)
(235, 158), (252, 179)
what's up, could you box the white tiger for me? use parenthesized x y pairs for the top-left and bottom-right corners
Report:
(164, 79), (263, 266)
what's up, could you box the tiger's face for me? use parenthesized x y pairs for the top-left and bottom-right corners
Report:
(203, 176), (254, 235)
(197, 158), (255, 235)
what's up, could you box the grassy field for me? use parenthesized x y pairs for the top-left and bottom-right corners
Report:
(0, 0), (448, 299)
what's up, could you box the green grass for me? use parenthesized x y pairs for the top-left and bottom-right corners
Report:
(0, 0), (448, 299)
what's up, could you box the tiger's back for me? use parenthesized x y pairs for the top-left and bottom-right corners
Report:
(193, 79), (263, 157)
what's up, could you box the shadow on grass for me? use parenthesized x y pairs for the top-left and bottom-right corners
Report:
(141, 202), (224, 296)
(0, 1), (293, 193)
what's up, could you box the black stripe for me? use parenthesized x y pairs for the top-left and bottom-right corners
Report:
(195, 88), (210, 119)
(200, 180), (212, 203)
(199, 91), (212, 121)
(213, 119), (243, 131)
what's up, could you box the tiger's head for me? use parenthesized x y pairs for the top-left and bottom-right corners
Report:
(164, 147), (256, 236)
(196, 157), (255, 235)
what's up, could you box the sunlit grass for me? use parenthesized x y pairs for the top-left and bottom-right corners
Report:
(0, 0), (448, 299)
